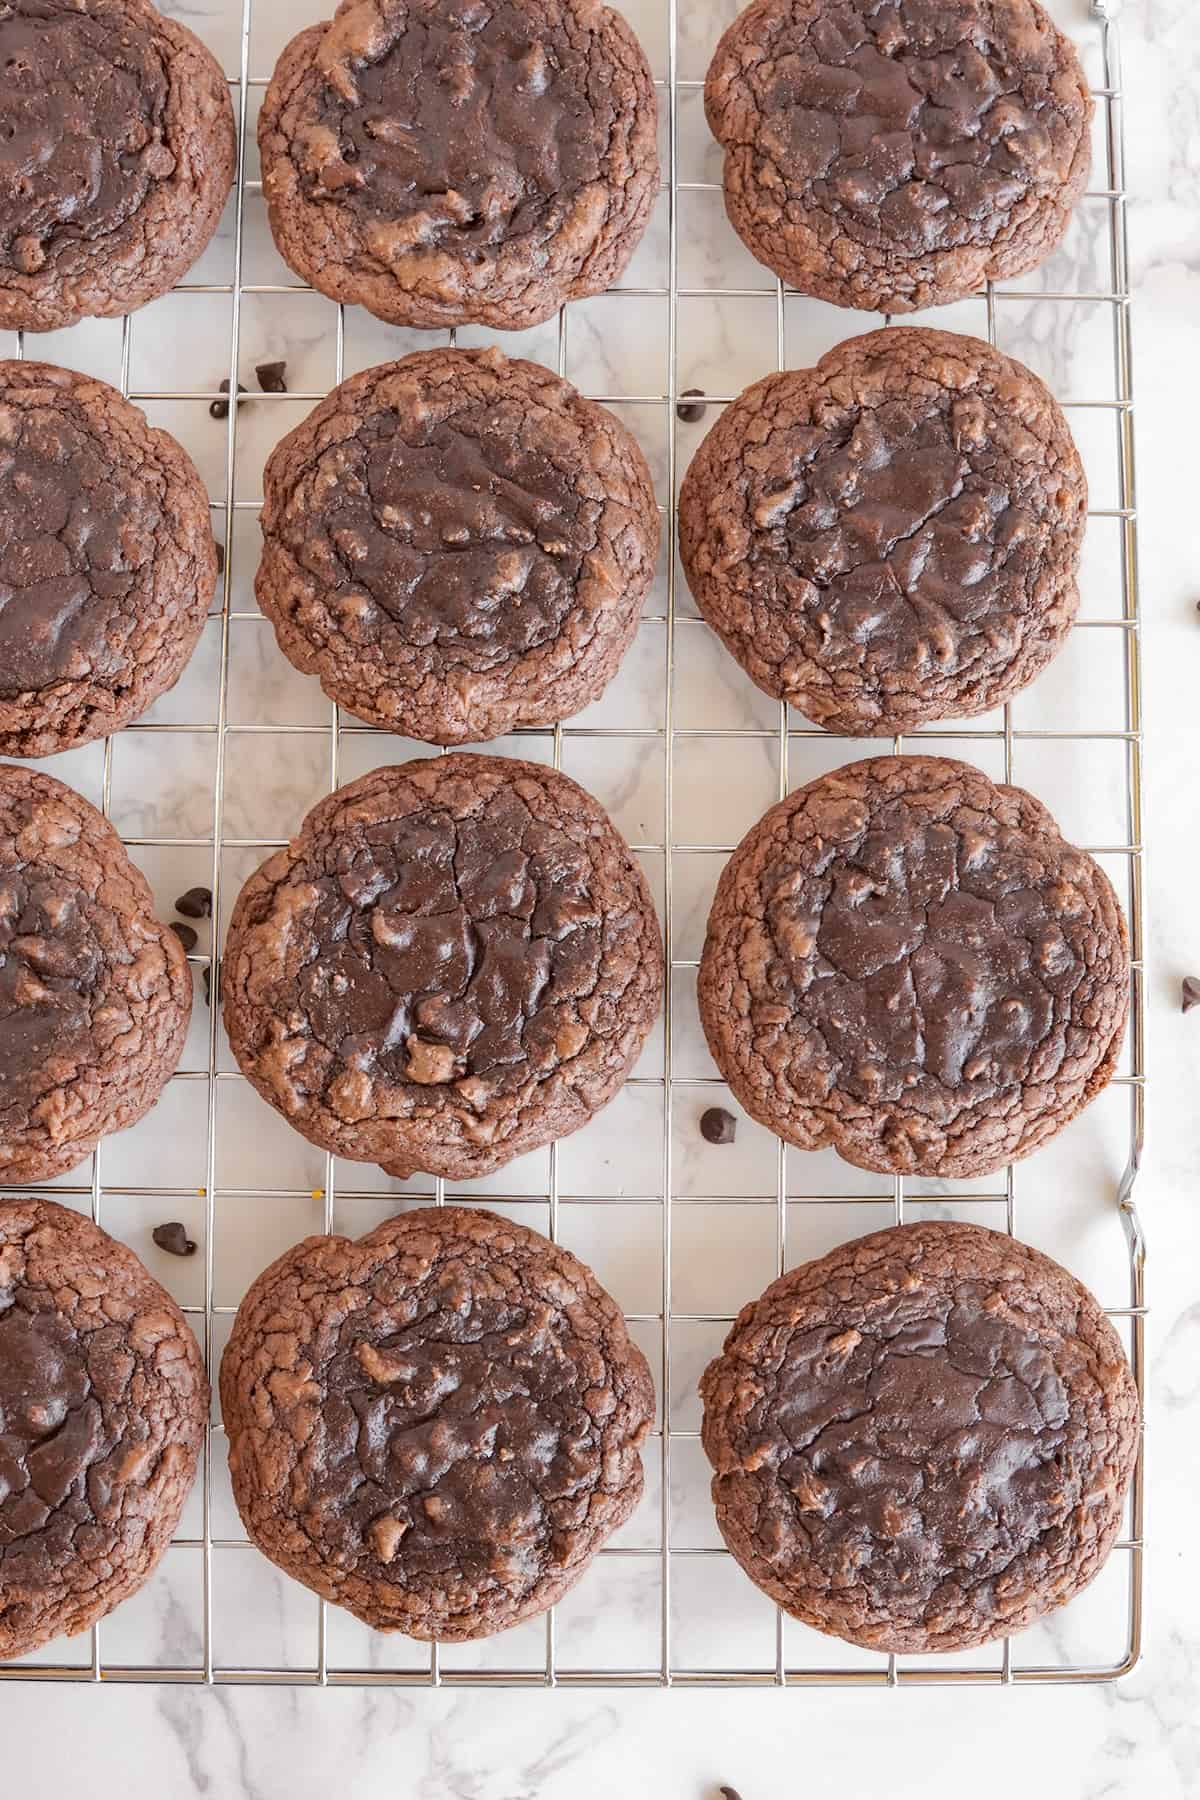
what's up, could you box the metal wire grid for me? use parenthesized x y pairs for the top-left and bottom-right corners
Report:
(0, 0), (1144, 1687)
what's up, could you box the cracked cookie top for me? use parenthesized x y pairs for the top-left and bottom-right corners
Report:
(0, 1197), (207, 1660)
(256, 349), (659, 744)
(0, 0), (236, 331)
(0, 765), (192, 1185)
(705, 0), (1092, 311)
(0, 360), (217, 757)
(222, 754), (663, 1181)
(700, 1220), (1139, 1652)
(678, 330), (1086, 735)
(698, 756), (1128, 1181)
(259, 0), (659, 330)
(220, 1205), (654, 1639)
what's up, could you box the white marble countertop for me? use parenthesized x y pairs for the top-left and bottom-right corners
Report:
(4, 0), (1198, 1793)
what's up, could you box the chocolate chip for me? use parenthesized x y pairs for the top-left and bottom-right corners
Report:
(175, 886), (213, 919)
(700, 1106), (738, 1145)
(214, 538), (225, 577)
(719, 1788), (745, 1800)
(202, 966), (212, 1007)
(152, 1222), (196, 1258)
(169, 921), (198, 953)
(256, 359), (288, 394)
(1182, 977), (1200, 1014)
(209, 378), (247, 420)
(676, 387), (707, 423)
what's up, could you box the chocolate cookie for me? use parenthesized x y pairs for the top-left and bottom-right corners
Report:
(698, 756), (1128, 1181)
(0, 0), (236, 333)
(0, 361), (217, 758)
(0, 765), (192, 1185)
(678, 329), (1086, 735)
(257, 348), (660, 744)
(705, 0), (1093, 312)
(220, 1205), (654, 1638)
(222, 755), (663, 1181)
(0, 1197), (208, 1661)
(701, 1220), (1139, 1653)
(258, 0), (659, 331)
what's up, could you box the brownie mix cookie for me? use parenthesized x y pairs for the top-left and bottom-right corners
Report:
(0, 765), (192, 1184)
(705, 0), (1093, 312)
(0, 0), (236, 332)
(0, 361), (217, 758)
(678, 329), (1086, 735)
(701, 1220), (1140, 1653)
(259, 0), (659, 331)
(0, 1197), (208, 1660)
(257, 348), (660, 744)
(222, 754), (663, 1180)
(698, 756), (1128, 1181)
(220, 1205), (654, 1638)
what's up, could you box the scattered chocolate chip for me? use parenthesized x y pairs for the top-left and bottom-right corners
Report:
(700, 1105), (738, 1145)
(256, 359), (288, 394)
(214, 538), (225, 577)
(719, 1788), (745, 1800)
(152, 1222), (196, 1258)
(175, 886), (213, 919)
(169, 921), (198, 953)
(209, 378), (248, 420)
(1182, 977), (1200, 1014)
(202, 966), (212, 1007)
(676, 387), (707, 423)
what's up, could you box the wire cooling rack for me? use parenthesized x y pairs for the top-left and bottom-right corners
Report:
(0, 0), (1144, 1687)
